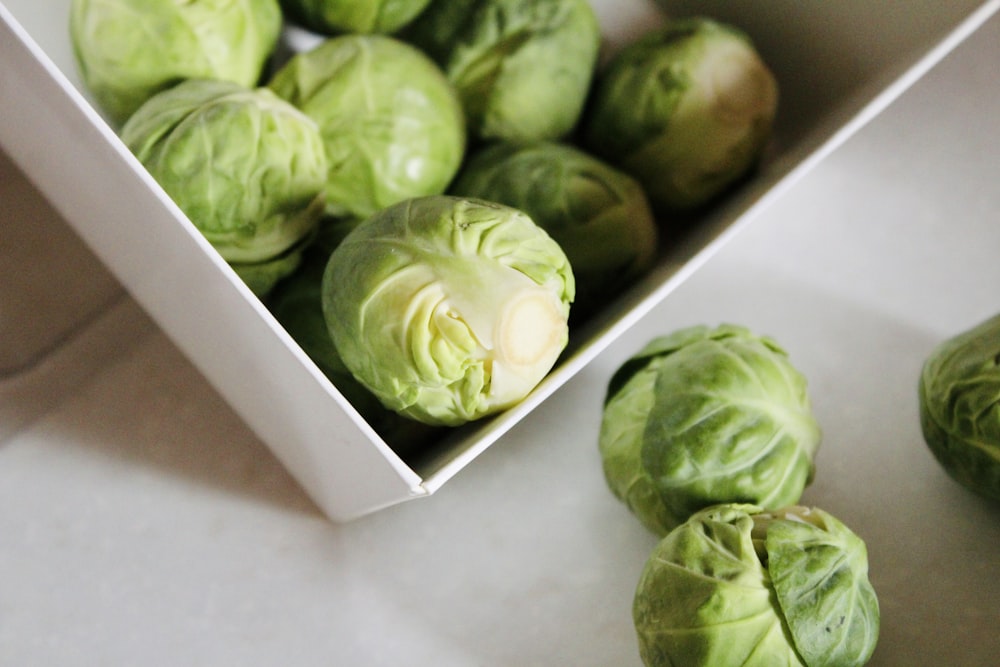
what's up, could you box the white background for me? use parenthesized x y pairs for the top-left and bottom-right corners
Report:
(2, 3), (1000, 666)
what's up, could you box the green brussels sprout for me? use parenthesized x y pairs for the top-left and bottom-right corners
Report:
(69, 0), (282, 126)
(402, 0), (601, 143)
(269, 34), (466, 221)
(278, 0), (433, 35)
(599, 324), (820, 535)
(583, 17), (779, 212)
(322, 195), (574, 427)
(919, 313), (1000, 501)
(633, 503), (880, 667)
(121, 79), (329, 297)
(450, 141), (659, 321)
(267, 226), (439, 453)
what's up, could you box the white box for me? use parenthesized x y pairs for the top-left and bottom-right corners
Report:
(1, 0), (995, 521)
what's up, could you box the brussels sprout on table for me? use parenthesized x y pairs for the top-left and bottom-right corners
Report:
(278, 0), (432, 35)
(583, 17), (778, 212)
(402, 0), (601, 143)
(919, 313), (1000, 501)
(450, 141), (658, 321)
(322, 195), (574, 427)
(269, 34), (466, 221)
(599, 324), (821, 535)
(120, 79), (328, 297)
(70, 0), (283, 126)
(633, 503), (880, 667)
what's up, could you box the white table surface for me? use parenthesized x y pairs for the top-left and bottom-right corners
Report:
(3, 13), (1000, 667)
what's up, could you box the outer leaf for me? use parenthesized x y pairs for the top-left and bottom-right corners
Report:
(640, 324), (821, 527)
(599, 362), (674, 535)
(762, 507), (880, 667)
(633, 504), (805, 667)
(604, 326), (714, 403)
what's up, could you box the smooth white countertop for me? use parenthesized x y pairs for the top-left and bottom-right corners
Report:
(3, 12), (1000, 667)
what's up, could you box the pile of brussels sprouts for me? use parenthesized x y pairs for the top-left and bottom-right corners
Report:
(599, 324), (881, 666)
(70, 0), (782, 441)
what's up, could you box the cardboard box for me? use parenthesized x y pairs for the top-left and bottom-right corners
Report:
(1, 0), (994, 520)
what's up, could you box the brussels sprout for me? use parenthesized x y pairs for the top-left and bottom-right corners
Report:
(633, 503), (880, 667)
(919, 313), (1000, 501)
(269, 35), (466, 221)
(121, 79), (328, 297)
(450, 141), (658, 320)
(599, 324), (820, 535)
(583, 17), (778, 212)
(267, 226), (439, 453)
(402, 0), (601, 143)
(69, 0), (282, 126)
(322, 195), (574, 426)
(278, 0), (432, 35)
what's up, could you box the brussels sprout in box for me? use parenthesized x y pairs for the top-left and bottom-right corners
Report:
(633, 504), (880, 667)
(269, 34), (466, 221)
(322, 195), (574, 427)
(583, 17), (778, 212)
(599, 324), (820, 535)
(120, 79), (329, 297)
(69, 0), (283, 126)
(450, 141), (659, 321)
(919, 312), (1000, 501)
(401, 0), (601, 143)
(278, 0), (432, 35)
